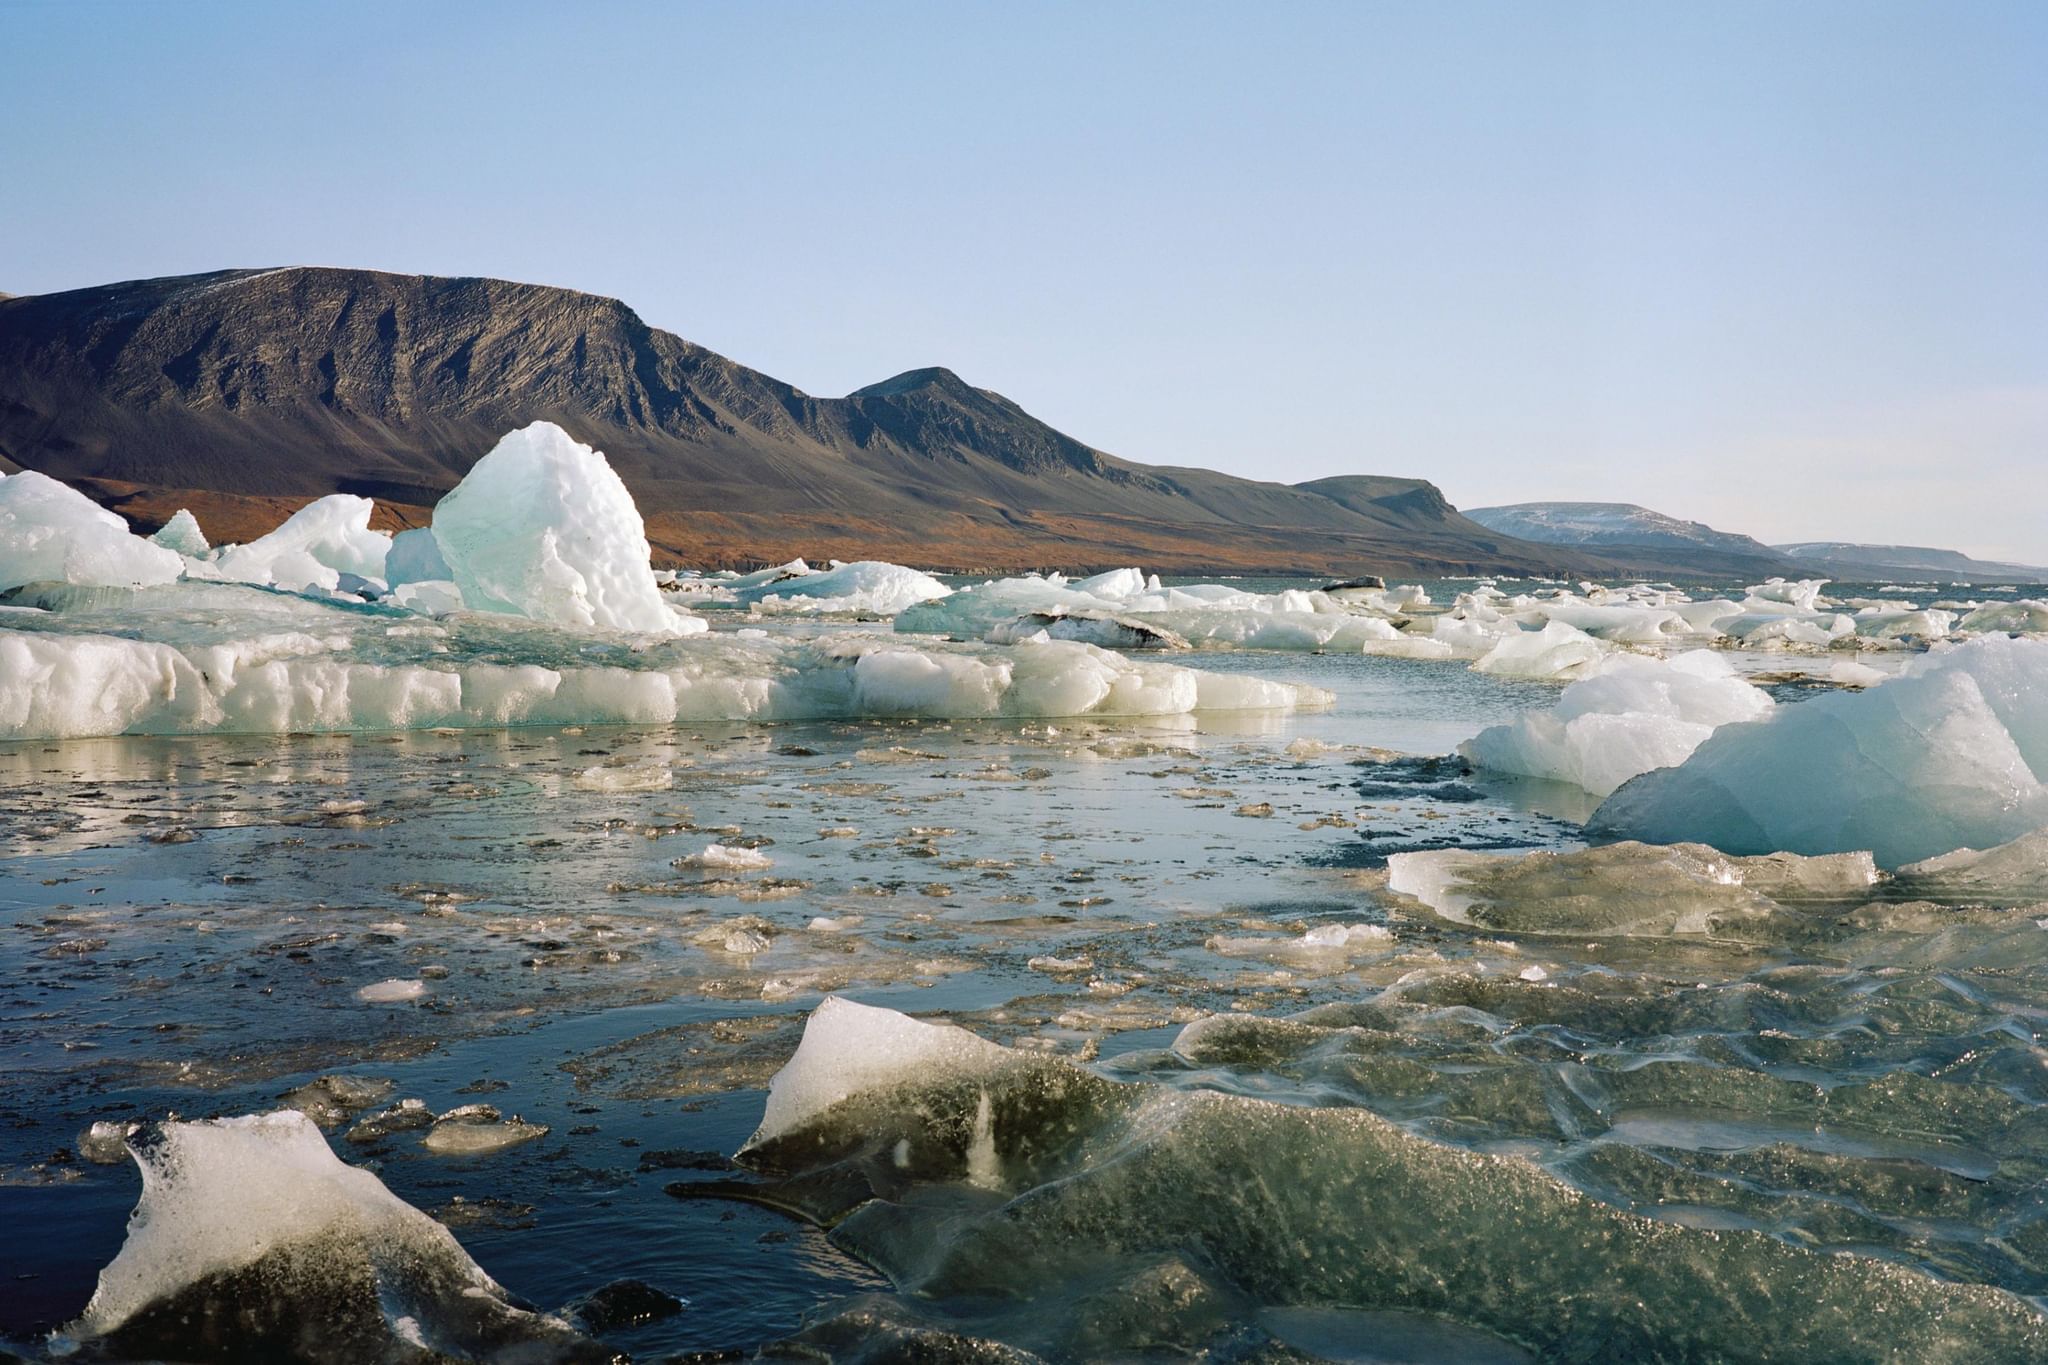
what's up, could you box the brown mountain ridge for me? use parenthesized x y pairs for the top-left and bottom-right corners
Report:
(0, 267), (1767, 577)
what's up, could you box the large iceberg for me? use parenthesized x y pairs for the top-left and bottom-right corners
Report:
(1461, 650), (1773, 797)
(0, 470), (185, 592)
(430, 421), (684, 634)
(1592, 635), (2048, 866)
(212, 493), (392, 594)
(59, 1111), (603, 1361)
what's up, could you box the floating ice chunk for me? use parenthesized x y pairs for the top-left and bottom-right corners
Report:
(1745, 578), (1830, 612)
(356, 978), (426, 1004)
(1462, 651), (1773, 797)
(0, 471), (185, 592)
(746, 560), (953, 616)
(1387, 842), (1879, 937)
(675, 843), (773, 871)
(1827, 659), (1888, 688)
(59, 1112), (597, 1360)
(572, 764), (673, 793)
(213, 495), (391, 594)
(987, 609), (1191, 650)
(421, 1106), (549, 1156)
(743, 996), (1013, 1149)
(1470, 621), (1613, 681)
(78, 1120), (140, 1165)
(1896, 829), (2048, 902)
(1853, 608), (1954, 641)
(1961, 600), (2048, 634)
(383, 526), (452, 587)
(148, 509), (210, 558)
(1592, 635), (2048, 867)
(431, 421), (681, 634)
(389, 578), (466, 615)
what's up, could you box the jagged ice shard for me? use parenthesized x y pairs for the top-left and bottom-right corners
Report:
(0, 469), (185, 592)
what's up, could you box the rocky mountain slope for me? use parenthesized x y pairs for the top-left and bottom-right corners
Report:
(0, 268), (1701, 575)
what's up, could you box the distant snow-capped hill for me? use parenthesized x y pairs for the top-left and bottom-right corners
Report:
(1464, 502), (1783, 558)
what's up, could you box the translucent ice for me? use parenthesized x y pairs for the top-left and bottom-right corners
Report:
(383, 526), (453, 587)
(1387, 841), (1879, 937)
(1461, 651), (1773, 797)
(148, 508), (211, 558)
(0, 470), (184, 592)
(213, 494), (392, 594)
(1470, 620), (1613, 680)
(1592, 635), (2048, 866)
(430, 421), (684, 634)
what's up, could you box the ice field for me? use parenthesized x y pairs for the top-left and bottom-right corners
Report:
(5, 425), (2048, 1361)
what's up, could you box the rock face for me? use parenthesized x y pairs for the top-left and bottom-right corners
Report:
(2, 267), (1650, 575)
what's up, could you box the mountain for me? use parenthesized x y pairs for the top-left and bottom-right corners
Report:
(1778, 543), (2048, 585)
(1465, 502), (1783, 557)
(0, 267), (1720, 577)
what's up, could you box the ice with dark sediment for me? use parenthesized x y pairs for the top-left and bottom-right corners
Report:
(724, 997), (2048, 1362)
(53, 1112), (606, 1362)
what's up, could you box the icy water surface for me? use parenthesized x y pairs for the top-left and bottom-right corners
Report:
(4, 621), (2047, 1361)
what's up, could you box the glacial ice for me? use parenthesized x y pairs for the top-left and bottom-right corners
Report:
(743, 996), (1015, 1149)
(1896, 827), (2048, 901)
(739, 1001), (2048, 1361)
(1592, 635), (2048, 866)
(60, 1112), (599, 1360)
(0, 591), (1329, 739)
(212, 494), (392, 594)
(1386, 841), (1880, 936)
(148, 508), (211, 557)
(383, 525), (452, 587)
(430, 421), (686, 634)
(897, 567), (1442, 654)
(744, 560), (954, 616)
(0, 470), (185, 591)
(1461, 650), (1773, 796)
(1469, 620), (1613, 680)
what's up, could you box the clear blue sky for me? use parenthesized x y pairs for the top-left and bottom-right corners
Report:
(4, 0), (2043, 560)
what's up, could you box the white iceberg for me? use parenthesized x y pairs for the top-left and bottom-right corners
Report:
(746, 560), (954, 616)
(212, 494), (392, 595)
(0, 470), (185, 592)
(1461, 650), (1773, 797)
(430, 421), (684, 635)
(1592, 635), (2048, 867)
(1469, 620), (1613, 680)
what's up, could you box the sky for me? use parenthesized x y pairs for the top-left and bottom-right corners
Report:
(3, 0), (2044, 561)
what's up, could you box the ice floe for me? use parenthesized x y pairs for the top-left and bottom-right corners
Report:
(0, 587), (1329, 738)
(1461, 650), (1773, 796)
(1593, 635), (2048, 866)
